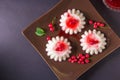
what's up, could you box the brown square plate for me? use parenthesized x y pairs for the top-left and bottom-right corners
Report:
(22, 0), (120, 80)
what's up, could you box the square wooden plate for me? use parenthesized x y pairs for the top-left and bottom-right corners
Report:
(22, 0), (120, 80)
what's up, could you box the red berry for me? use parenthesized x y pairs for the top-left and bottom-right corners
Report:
(99, 23), (105, 27)
(68, 58), (71, 62)
(85, 54), (90, 58)
(85, 59), (90, 63)
(71, 56), (76, 59)
(96, 22), (101, 26)
(79, 58), (83, 62)
(93, 24), (98, 28)
(77, 56), (79, 58)
(93, 22), (98, 28)
(74, 59), (77, 62)
(48, 23), (53, 28)
(77, 61), (81, 64)
(50, 27), (54, 32)
(68, 55), (78, 63)
(81, 56), (85, 60)
(89, 20), (93, 25)
(77, 54), (83, 58)
(81, 61), (85, 64)
(46, 36), (51, 41)
(71, 60), (75, 63)
(94, 22), (97, 25)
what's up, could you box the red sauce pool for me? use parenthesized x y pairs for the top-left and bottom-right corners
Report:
(58, 30), (69, 38)
(58, 30), (80, 41)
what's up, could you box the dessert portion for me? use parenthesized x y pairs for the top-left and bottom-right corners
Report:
(80, 29), (107, 55)
(59, 9), (86, 35)
(46, 36), (72, 62)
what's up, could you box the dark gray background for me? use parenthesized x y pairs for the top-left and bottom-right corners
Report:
(0, 0), (120, 80)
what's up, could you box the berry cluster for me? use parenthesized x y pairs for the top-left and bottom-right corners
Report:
(88, 20), (105, 28)
(68, 53), (91, 64)
(46, 17), (57, 41)
(48, 23), (55, 32)
(48, 17), (56, 32)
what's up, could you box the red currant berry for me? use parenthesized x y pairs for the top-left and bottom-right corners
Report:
(89, 20), (93, 25)
(85, 54), (90, 58)
(79, 58), (83, 62)
(85, 59), (90, 63)
(81, 61), (85, 64)
(99, 23), (105, 27)
(74, 59), (77, 62)
(71, 60), (75, 63)
(96, 22), (101, 26)
(50, 27), (54, 32)
(48, 23), (53, 28)
(46, 36), (51, 41)
(94, 22), (97, 25)
(68, 58), (71, 62)
(77, 61), (81, 64)
(78, 54), (83, 58)
(71, 56), (76, 59)
(81, 56), (85, 60)
(93, 24), (98, 28)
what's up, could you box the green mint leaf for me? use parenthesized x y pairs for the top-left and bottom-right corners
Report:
(35, 27), (45, 36)
(35, 32), (45, 36)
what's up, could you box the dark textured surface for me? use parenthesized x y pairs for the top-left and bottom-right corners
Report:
(0, 0), (120, 80)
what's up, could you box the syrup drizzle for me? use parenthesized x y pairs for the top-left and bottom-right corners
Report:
(86, 34), (99, 45)
(58, 30), (80, 41)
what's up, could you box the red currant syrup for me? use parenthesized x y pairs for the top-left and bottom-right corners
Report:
(86, 34), (99, 45)
(66, 17), (79, 30)
(104, 0), (120, 10)
(58, 30), (80, 41)
(58, 30), (69, 38)
(55, 42), (67, 52)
